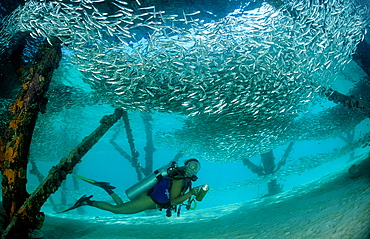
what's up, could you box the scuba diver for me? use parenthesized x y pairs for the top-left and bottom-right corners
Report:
(62, 159), (207, 216)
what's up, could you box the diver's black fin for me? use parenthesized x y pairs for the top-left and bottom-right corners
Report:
(73, 175), (116, 194)
(57, 195), (93, 213)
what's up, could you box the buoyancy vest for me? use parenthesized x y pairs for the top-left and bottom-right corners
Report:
(148, 175), (171, 204)
(148, 175), (192, 209)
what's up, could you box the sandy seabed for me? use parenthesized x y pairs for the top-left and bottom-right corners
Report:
(41, 166), (370, 239)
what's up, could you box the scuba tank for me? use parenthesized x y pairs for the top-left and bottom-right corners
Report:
(125, 163), (177, 200)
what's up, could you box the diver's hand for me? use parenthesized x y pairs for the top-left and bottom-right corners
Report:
(190, 187), (200, 196)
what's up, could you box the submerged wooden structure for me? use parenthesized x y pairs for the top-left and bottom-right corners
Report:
(0, 37), (62, 238)
(0, 37), (124, 238)
(243, 142), (294, 197)
(109, 111), (157, 182)
(2, 108), (123, 238)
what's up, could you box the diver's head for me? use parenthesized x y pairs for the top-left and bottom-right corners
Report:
(184, 158), (201, 177)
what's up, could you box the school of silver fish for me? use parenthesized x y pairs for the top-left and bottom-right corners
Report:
(0, 0), (369, 164)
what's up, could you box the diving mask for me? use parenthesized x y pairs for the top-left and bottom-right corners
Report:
(185, 161), (201, 175)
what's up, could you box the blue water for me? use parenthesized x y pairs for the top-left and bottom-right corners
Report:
(21, 32), (369, 233)
(26, 58), (369, 214)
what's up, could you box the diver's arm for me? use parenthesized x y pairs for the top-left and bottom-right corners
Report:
(170, 179), (198, 206)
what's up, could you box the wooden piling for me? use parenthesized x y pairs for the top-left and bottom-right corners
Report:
(0, 37), (62, 238)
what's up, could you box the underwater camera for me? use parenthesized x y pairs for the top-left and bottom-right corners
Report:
(196, 184), (209, 201)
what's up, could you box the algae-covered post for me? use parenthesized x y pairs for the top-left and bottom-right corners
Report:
(109, 119), (146, 181)
(142, 112), (156, 176)
(242, 158), (265, 176)
(109, 133), (133, 162)
(243, 142), (294, 197)
(0, 37), (62, 238)
(275, 142), (294, 172)
(1, 107), (124, 238)
(260, 151), (283, 197)
(324, 88), (370, 117)
(122, 111), (144, 180)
